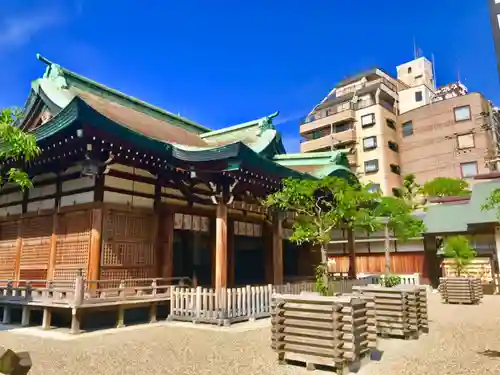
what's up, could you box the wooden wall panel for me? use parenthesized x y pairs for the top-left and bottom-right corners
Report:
(100, 209), (155, 284)
(19, 216), (53, 279)
(0, 220), (18, 280)
(53, 210), (92, 283)
(328, 252), (425, 275)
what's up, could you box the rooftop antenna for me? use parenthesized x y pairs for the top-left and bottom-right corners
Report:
(431, 53), (437, 89)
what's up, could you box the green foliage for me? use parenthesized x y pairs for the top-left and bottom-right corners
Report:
(263, 177), (381, 249)
(481, 188), (500, 220)
(374, 196), (426, 242)
(0, 108), (40, 190)
(381, 274), (402, 287)
(421, 177), (470, 198)
(442, 235), (477, 276)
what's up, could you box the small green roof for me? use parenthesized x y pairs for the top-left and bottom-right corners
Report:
(423, 203), (469, 234)
(423, 179), (500, 235)
(466, 179), (500, 225)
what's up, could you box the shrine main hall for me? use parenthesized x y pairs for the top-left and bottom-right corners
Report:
(0, 54), (355, 288)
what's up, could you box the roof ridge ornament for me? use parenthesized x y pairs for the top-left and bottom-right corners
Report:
(42, 63), (68, 90)
(256, 111), (279, 136)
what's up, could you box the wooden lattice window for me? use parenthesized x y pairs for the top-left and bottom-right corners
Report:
(20, 216), (52, 270)
(101, 210), (155, 282)
(55, 211), (92, 267)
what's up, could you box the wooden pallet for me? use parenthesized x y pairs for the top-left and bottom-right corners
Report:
(278, 350), (372, 374)
(271, 294), (376, 374)
(439, 277), (482, 305)
(352, 285), (427, 339)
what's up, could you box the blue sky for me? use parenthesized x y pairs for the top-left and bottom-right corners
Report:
(0, 0), (498, 153)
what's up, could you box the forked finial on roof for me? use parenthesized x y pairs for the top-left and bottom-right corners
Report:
(328, 150), (349, 167)
(257, 111), (279, 136)
(37, 53), (68, 89)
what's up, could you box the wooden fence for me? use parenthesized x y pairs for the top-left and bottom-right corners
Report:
(360, 273), (421, 286)
(169, 285), (273, 325)
(168, 278), (375, 325)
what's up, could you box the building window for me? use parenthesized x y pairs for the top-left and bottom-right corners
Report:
(311, 130), (323, 139)
(408, 67), (412, 74)
(368, 184), (380, 193)
(363, 136), (377, 151)
(415, 91), (423, 102)
(361, 113), (375, 128)
(390, 164), (401, 175)
(364, 159), (379, 173)
(454, 105), (471, 122)
(388, 141), (399, 152)
(402, 121), (413, 137)
(460, 161), (478, 178)
(335, 123), (352, 133)
(457, 133), (475, 149)
(386, 119), (396, 130)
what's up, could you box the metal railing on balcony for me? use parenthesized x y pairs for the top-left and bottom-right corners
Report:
(300, 104), (354, 125)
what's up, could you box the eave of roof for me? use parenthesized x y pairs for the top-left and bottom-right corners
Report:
(29, 99), (356, 182)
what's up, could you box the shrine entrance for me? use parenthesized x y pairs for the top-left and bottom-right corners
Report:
(172, 213), (212, 287)
(233, 220), (265, 286)
(283, 240), (300, 279)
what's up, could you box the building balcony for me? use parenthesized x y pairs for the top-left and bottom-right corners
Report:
(300, 128), (356, 153)
(300, 109), (356, 134)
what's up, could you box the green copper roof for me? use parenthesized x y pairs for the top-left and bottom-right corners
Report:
(423, 203), (469, 234)
(423, 179), (500, 234)
(466, 179), (500, 225)
(15, 54), (358, 184)
(35, 54), (211, 134)
(201, 112), (279, 139)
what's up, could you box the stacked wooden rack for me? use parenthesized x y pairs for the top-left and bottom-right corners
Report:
(352, 284), (429, 339)
(271, 293), (377, 375)
(439, 277), (483, 305)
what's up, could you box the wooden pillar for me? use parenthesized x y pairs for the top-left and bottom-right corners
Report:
(215, 201), (228, 289)
(347, 228), (357, 279)
(227, 219), (235, 287)
(47, 214), (58, 280)
(211, 217), (216, 286)
(272, 214), (284, 285)
(13, 218), (22, 282)
(164, 210), (174, 279)
(153, 184), (163, 278)
(263, 222), (273, 284)
(87, 208), (103, 282)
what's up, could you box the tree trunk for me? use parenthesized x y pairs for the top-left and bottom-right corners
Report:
(347, 228), (356, 279)
(384, 223), (391, 275)
(320, 244), (329, 291)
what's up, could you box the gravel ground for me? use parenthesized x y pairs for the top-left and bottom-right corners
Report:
(1, 292), (500, 375)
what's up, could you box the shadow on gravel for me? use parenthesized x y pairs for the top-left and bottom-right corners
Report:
(478, 350), (500, 358)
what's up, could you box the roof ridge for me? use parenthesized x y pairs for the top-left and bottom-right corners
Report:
(201, 111), (279, 138)
(36, 53), (211, 133)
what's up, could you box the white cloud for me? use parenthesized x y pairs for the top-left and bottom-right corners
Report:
(0, 11), (62, 48)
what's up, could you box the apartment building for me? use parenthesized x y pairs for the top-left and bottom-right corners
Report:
(489, 0), (500, 79)
(300, 56), (499, 194)
(299, 60), (421, 195)
(399, 92), (498, 184)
